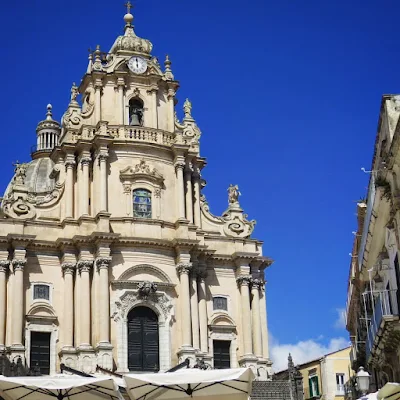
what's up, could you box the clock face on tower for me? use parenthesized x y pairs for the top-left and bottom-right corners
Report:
(128, 56), (148, 74)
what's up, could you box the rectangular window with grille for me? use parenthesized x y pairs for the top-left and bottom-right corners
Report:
(33, 284), (50, 301)
(336, 373), (345, 395)
(213, 296), (228, 311)
(213, 340), (230, 369)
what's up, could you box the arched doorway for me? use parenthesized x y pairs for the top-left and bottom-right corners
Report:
(127, 306), (159, 372)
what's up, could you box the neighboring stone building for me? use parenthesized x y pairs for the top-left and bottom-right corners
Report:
(275, 348), (351, 400)
(0, 4), (273, 379)
(345, 94), (400, 390)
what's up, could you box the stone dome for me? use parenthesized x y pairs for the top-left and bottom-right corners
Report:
(3, 158), (55, 199)
(109, 14), (153, 55)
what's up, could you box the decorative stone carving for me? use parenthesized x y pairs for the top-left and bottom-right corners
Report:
(251, 278), (264, 291)
(183, 99), (192, 119)
(13, 163), (28, 186)
(228, 184), (240, 204)
(236, 275), (252, 286)
(77, 260), (93, 274)
(137, 281), (157, 299)
(81, 86), (95, 117)
(97, 152), (109, 164)
(62, 262), (76, 275)
(120, 159), (164, 186)
(0, 260), (10, 273)
(80, 157), (92, 167)
(176, 263), (192, 275)
(2, 198), (36, 220)
(12, 259), (26, 272)
(70, 83), (79, 105)
(114, 290), (173, 321)
(65, 160), (76, 169)
(96, 258), (111, 271)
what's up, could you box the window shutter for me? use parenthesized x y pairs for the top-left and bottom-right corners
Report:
(315, 377), (320, 396)
(309, 378), (313, 397)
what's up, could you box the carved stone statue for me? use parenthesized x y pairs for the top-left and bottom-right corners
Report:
(138, 281), (157, 299)
(70, 82), (79, 103)
(228, 184), (240, 204)
(13, 162), (28, 186)
(183, 98), (192, 119)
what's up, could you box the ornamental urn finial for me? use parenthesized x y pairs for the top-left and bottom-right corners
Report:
(164, 55), (174, 81)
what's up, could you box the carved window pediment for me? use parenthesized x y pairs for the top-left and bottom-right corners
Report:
(120, 159), (164, 187)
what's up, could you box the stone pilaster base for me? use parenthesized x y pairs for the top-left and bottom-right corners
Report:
(239, 355), (258, 376)
(59, 346), (78, 370)
(76, 345), (96, 374)
(96, 342), (113, 371)
(177, 347), (196, 367)
(256, 358), (273, 381)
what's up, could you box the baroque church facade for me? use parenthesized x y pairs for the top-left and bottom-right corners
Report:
(0, 4), (273, 380)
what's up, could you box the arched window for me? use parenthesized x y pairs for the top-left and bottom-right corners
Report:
(129, 98), (144, 126)
(127, 306), (159, 372)
(133, 189), (151, 218)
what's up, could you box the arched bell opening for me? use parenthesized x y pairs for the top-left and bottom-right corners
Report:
(129, 98), (144, 126)
(127, 306), (159, 372)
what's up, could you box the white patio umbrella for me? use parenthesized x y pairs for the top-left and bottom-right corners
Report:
(124, 368), (254, 400)
(378, 383), (400, 400)
(357, 392), (378, 400)
(0, 375), (122, 400)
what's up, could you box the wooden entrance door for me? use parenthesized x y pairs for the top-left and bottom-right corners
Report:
(30, 332), (50, 375)
(127, 306), (159, 372)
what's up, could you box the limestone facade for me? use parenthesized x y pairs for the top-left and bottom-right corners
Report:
(0, 5), (273, 379)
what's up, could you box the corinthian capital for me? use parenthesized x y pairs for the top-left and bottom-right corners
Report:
(62, 262), (76, 275)
(176, 262), (192, 275)
(250, 278), (265, 291)
(0, 260), (10, 273)
(12, 259), (26, 272)
(77, 260), (93, 274)
(236, 275), (252, 287)
(96, 257), (111, 271)
(65, 160), (76, 169)
(80, 157), (92, 166)
(97, 152), (109, 164)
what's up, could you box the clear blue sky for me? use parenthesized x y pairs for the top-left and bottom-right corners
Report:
(1, 0), (398, 366)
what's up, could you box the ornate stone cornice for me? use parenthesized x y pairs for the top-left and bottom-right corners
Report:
(12, 259), (26, 272)
(77, 260), (93, 274)
(176, 262), (192, 275)
(236, 275), (252, 287)
(62, 262), (76, 275)
(0, 260), (10, 273)
(96, 257), (111, 271)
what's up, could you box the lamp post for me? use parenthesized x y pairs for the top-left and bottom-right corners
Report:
(356, 366), (371, 396)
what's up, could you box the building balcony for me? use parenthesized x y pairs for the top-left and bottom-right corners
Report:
(366, 289), (399, 362)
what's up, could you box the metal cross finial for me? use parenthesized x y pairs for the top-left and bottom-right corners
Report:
(125, 1), (132, 13)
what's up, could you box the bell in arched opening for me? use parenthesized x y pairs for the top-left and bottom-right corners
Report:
(129, 98), (144, 126)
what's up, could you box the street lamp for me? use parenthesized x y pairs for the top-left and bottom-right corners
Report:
(356, 366), (371, 396)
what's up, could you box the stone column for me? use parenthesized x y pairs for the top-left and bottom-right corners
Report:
(192, 168), (201, 227)
(0, 261), (9, 348)
(251, 279), (263, 358)
(237, 275), (253, 356)
(77, 260), (93, 347)
(190, 270), (200, 350)
(98, 153), (108, 212)
(96, 258), (111, 344)
(167, 89), (175, 132)
(94, 79), (102, 123)
(185, 166), (194, 223)
(117, 77), (125, 125)
(65, 159), (76, 218)
(175, 161), (186, 220)
(80, 156), (91, 216)
(11, 259), (26, 346)
(147, 88), (158, 128)
(198, 270), (208, 353)
(177, 263), (192, 347)
(62, 263), (76, 348)
(260, 284), (270, 359)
